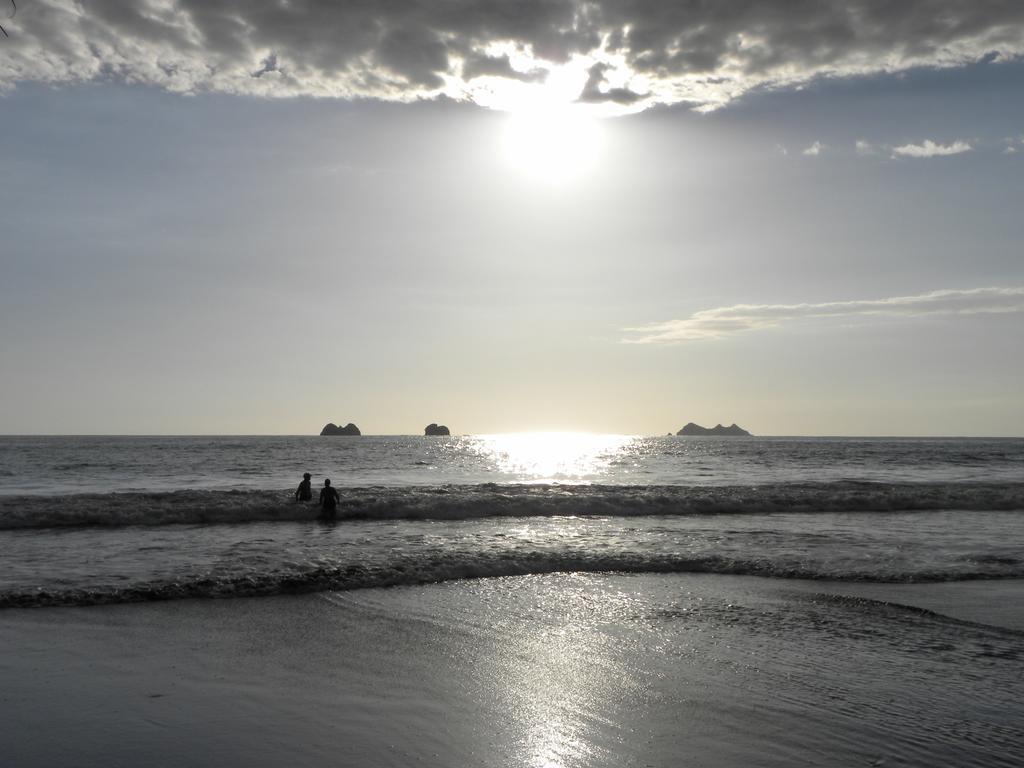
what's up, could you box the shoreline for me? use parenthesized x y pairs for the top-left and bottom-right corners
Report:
(3, 574), (1022, 767)
(775, 577), (1024, 632)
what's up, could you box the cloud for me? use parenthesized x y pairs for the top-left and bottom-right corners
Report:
(2, 1), (1024, 112)
(578, 62), (645, 105)
(1002, 134), (1024, 154)
(623, 287), (1024, 344)
(891, 139), (973, 158)
(462, 54), (546, 84)
(802, 141), (824, 156)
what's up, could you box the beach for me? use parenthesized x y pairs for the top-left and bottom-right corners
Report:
(8, 8), (1024, 764)
(4, 574), (1023, 768)
(2, 435), (1023, 766)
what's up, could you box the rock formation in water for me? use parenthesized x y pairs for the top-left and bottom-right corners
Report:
(320, 422), (361, 436)
(424, 423), (451, 436)
(676, 422), (751, 436)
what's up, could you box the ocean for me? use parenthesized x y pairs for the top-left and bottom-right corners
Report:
(2, 434), (1023, 766)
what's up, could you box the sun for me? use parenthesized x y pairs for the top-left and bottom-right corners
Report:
(468, 55), (606, 182)
(501, 105), (603, 183)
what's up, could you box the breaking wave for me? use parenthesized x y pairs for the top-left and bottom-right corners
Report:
(4, 548), (1024, 609)
(1, 481), (1022, 530)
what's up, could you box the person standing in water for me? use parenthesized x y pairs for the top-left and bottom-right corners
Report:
(295, 472), (312, 502)
(318, 478), (340, 520)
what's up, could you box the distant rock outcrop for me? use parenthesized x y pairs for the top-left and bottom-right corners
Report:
(320, 422), (361, 436)
(676, 422), (751, 436)
(424, 423), (451, 436)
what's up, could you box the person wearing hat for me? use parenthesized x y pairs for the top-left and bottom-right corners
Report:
(295, 472), (313, 502)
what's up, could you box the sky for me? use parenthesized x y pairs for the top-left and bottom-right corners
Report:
(1, 0), (1023, 436)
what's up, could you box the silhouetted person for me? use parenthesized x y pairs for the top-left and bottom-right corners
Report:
(295, 472), (312, 502)
(318, 478), (340, 520)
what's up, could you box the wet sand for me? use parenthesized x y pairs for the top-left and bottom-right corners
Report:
(782, 578), (1024, 632)
(2, 575), (1022, 767)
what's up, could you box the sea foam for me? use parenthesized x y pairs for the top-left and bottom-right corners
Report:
(3, 547), (1023, 609)
(1, 481), (1022, 530)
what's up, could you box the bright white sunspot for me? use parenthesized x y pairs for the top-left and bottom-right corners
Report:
(471, 432), (635, 482)
(501, 106), (603, 183)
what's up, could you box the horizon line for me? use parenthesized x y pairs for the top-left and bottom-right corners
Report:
(1, 432), (1022, 440)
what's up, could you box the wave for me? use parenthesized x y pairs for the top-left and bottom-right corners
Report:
(1, 481), (1022, 530)
(3, 549), (1023, 609)
(793, 593), (1024, 637)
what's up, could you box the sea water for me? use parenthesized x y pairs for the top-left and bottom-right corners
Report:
(0, 435), (1022, 604)
(1, 435), (1022, 766)
(3, 434), (1023, 493)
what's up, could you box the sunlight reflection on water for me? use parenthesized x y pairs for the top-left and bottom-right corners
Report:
(468, 433), (638, 483)
(476, 575), (627, 768)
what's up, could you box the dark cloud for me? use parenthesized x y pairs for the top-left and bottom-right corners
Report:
(578, 62), (644, 104)
(462, 53), (546, 83)
(376, 24), (449, 88)
(2, 1), (1023, 110)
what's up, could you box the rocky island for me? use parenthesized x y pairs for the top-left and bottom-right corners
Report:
(676, 422), (751, 436)
(424, 423), (451, 436)
(320, 422), (361, 436)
